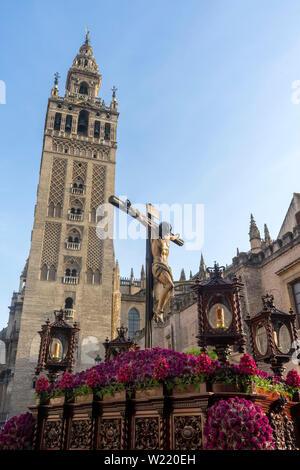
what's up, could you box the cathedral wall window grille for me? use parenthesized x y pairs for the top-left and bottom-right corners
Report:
(94, 120), (100, 138)
(65, 115), (72, 132)
(54, 112), (62, 131)
(77, 110), (89, 136)
(128, 308), (140, 339)
(104, 123), (111, 140)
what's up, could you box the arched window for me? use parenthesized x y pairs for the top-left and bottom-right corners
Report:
(128, 308), (140, 338)
(41, 264), (48, 281)
(48, 265), (56, 281)
(65, 114), (72, 132)
(48, 202), (54, 217)
(87, 268), (93, 284)
(55, 203), (62, 218)
(94, 269), (101, 284)
(94, 121), (100, 138)
(77, 110), (89, 136)
(54, 112), (62, 131)
(65, 268), (71, 276)
(71, 268), (77, 277)
(90, 208), (96, 223)
(65, 297), (73, 309)
(79, 82), (88, 95)
(104, 123), (111, 140)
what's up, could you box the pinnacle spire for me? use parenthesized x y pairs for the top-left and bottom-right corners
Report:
(65, 31), (101, 98)
(141, 264), (145, 280)
(180, 268), (186, 281)
(264, 223), (271, 246)
(110, 86), (118, 111)
(199, 253), (205, 273)
(85, 25), (90, 44)
(249, 214), (261, 240)
(249, 214), (262, 253)
(51, 72), (60, 97)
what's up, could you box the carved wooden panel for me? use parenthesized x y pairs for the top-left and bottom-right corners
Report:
(98, 418), (121, 450)
(69, 418), (92, 449)
(42, 420), (62, 450)
(173, 415), (202, 450)
(268, 412), (296, 450)
(134, 417), (159, 450)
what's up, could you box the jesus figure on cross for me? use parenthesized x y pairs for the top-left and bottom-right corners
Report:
(151, 222), (180, 323)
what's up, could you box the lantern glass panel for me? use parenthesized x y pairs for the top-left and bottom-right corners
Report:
(277, 323), (291, 354)
(49, 333), (68, 362)
(255, 323), (268, 356)
(208, 303), (232, 330)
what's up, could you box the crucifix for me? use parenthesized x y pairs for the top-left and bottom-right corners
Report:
(109, 195), (184, 348)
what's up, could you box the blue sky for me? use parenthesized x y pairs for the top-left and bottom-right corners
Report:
(1, 0), (300, 329)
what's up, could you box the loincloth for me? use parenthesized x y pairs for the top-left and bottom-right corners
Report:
(152, 261), (173, 284)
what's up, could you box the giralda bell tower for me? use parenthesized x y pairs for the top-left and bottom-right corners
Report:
(9, 31), (118, 416)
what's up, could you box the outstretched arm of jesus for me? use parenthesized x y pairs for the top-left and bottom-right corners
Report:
(170, 233), (180, 241)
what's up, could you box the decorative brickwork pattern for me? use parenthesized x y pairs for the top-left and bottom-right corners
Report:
(90, 164), (106, 211)
(72, 160), (87, 182)
(48, 158), (67, 206)
(87, 226), (103, 271)
(52, 138), (110, 161)
(41, 222), (62, 268)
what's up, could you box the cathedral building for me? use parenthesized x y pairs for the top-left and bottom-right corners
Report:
(0, 32), (119, 420)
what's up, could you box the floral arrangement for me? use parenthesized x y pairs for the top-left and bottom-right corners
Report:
(34, 348), (300, 403)
(285, 369), (300, 388)
(0, 412), (35, 450)
(152, 357), (168, 381)
(203, 397), (274, 450)
(35, 376), (50, 404)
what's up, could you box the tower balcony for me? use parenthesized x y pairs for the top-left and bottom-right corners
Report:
(62, 276), (79, 285)
(68, 213), (83, 222)
(63, 308), (75, 321)
(71, 187), (85, 195)
(66, 242), (81, 251)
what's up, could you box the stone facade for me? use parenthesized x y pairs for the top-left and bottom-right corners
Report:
(0, 33), (119, 421)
